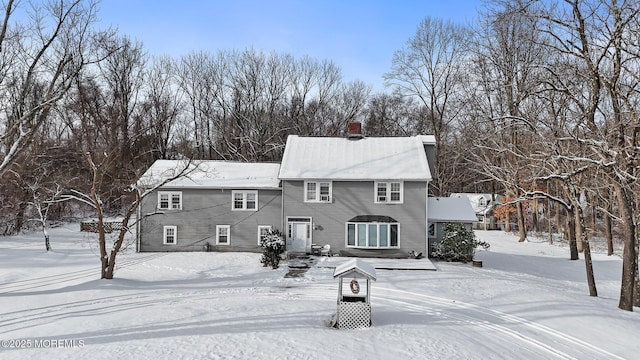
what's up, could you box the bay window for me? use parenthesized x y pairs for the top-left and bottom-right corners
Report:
(346, 222), (399, 248)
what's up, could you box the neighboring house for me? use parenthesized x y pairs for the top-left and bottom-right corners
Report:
(136, 124), (446, 258)
(136, 160), (282, 252)
(278, 131), (435, 258)
(427, 197), (477, 253)
(449, 193), (503, 230)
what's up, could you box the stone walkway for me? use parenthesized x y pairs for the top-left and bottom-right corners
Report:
(284, 256), (317, 278)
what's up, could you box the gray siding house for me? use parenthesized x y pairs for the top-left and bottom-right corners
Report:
(278, 133), (435, 258)
(137, 161), (281, 252)
(137, 128), (438, 258)
(427, 197), (478, 253)
(449, 193), (503, 230)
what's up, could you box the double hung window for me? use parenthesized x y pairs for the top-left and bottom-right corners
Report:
(216, 225), (230, 245)
(163, 226), (177, 245)
(158, 191), (182, 210)
(374, 182), (403, 204)
(258, 225), (272, 245)
(232, 191), (258, 211)
(304, 181), (332, 203)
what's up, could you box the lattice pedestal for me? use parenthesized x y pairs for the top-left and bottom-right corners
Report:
(337, 301), (371, 329)
(333, 259), (376, 330)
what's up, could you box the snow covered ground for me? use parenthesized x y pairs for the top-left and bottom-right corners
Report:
(1, 225), (638, 359)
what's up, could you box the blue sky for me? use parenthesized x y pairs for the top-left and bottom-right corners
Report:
(97, 1), (482, 91)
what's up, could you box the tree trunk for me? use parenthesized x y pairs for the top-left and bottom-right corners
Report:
(575, 211), (584, 253)
(104, 227), (126, 279)
(635, 232), (640, 308)
(516, 201), (527, 242)
(532, 196), (539, 232)
(591, 203), (597, 237)
(567, 210), (579, 260)
(575, 205), (597, 297)
(582, 235), (597, 297)
(547, 196), (553, 244)
(613, 184), (637, 311)
(555, 199), (562, 240)
(634, 271), (640, 308)
(99, 224), (108, 279)
(104, 253), (115, 279)
(43, 227), (51, 252)
(604, 211), (613, 256)
(13, 200), (28, 235)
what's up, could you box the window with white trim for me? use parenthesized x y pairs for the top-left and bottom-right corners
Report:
(304, 181), (332, 203)
(158, 191), (182, 210)
(163, 226), (177, 245)
(232, 190), (258, 211)
(258, 225), (272, 245)
(346, 222), (399, 248)
(216, 225), (230, 245)
(375, 181), (403, 203)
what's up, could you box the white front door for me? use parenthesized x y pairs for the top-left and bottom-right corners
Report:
(287, 218), (311, 253)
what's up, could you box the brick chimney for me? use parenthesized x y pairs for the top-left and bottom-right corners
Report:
(347, 121), (364, 140)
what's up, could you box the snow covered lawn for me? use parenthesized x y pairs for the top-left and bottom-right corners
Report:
(1, 225), (638, 359)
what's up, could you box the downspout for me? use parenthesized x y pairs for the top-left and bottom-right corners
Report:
(425, 181), (429, 255)
(281, 180), (285, 243)
(136, 199), (141, 252)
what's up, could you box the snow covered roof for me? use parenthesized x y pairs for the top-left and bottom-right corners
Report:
(278, 135), (432, 181)
(137, 160), (281, 189)
(450, 193), (503, 215)
(417, 134), (436, 145)
(428, 197), (478, 223)
(333, 258), (377, 280)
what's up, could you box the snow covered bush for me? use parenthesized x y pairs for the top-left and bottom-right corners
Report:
(260, 229), (286, 269)
(433, 223), (489, 263)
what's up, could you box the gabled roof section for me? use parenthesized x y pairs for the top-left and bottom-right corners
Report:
(450, 193), (503, 215)
(333, 258), (377, 280)
(138, 160), (281, 189)
(417, 134), (436, 145)
(428, 197), (478, 223)
(278, 135), (432, 181)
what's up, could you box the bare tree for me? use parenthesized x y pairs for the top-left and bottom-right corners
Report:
(139, 55), (182, 160)
(486, 0), (640, 310)
(95, 35), (146, 165)
(0, 0), (110, 176)
(385, 16), (471, 195)
(62, 153), (197, 279)
(364, 93), (416, 136)
(468, 1), (549, 242)
(174, 49), (351, 161)
(26, 181), (64, 252)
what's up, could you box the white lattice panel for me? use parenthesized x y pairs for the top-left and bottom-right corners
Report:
(338, 302), (371, 329)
